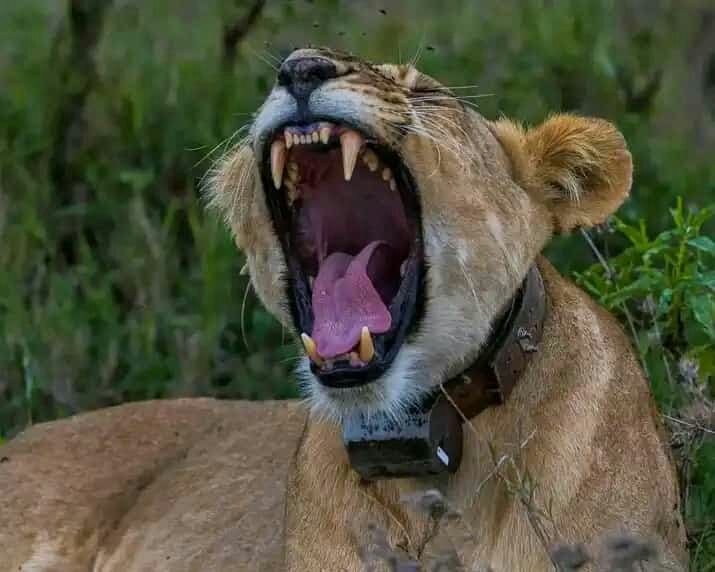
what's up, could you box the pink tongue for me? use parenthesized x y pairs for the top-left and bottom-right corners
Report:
(311, 241), (392, 358)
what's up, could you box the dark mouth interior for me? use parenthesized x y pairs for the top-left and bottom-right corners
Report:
(262, 121), (423, 387)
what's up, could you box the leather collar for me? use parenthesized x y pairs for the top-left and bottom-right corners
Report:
(342, 265), (548, 479)
(442, 264), (547, 420)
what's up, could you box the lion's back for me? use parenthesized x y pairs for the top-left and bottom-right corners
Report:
(0, 398), (307, 572)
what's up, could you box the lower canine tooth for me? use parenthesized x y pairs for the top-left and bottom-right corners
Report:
(382, 167), (392, 182)
(359, 326), (375, 363)
(287, 161), (299, 182)
(285, 180), (298, 204)
(340, 130), (363, 181)
(271, 139), (286, 189)
(301, 333), (323, 365)
(389, 178), (397, 191)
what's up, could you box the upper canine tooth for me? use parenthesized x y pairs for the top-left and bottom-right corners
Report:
(284, 130), (293, 149)
(319, 127), (331, 144)
(359, 326), (375, 363)
(362, 149), (379, 172)
(271, 139), (286, 189)
(340, 130), (363, 181)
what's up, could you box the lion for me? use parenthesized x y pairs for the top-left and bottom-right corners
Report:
(0, 48), (687, 571)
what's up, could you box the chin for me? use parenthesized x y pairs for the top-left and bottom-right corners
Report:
(296, 339), (432, 422)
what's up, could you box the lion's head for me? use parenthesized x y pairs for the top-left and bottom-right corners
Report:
(208, 47), (632, 420)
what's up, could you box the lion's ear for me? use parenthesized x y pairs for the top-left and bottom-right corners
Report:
(494, 114), (632, 234)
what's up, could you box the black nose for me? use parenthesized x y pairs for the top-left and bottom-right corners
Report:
(278, 57), (338, 103)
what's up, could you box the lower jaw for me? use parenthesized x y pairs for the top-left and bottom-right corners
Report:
(304, 372), (395, 420)
(301, 347), (426, 421)
(288, 241), (424, 389)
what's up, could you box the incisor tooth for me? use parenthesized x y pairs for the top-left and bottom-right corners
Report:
(359, 326), (375, 363)
(301, 333), (323, 365)
(389, 178), (397, 191)
(382, 167), (392, 182)
(340, 130), (363, 181)
(312, 132), (319, 143)
(300, 134), (307, 144)
(271, 139), (286, 189)
(362, 149), (379, 172)
(319, 127), (331, 144)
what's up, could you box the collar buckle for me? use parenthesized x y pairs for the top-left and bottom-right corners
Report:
(342, 265), (547, 480)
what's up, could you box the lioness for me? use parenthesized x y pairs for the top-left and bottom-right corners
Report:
(0, 48), (687, 571)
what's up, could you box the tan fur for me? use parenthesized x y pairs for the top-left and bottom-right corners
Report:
(0, 49), (686, 571)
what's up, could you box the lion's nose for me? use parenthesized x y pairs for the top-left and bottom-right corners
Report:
(278, 56), (338, 104)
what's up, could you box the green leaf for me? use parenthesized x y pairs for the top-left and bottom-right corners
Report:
(657, 288), (673, 315)
(615, 218), (649, 248)
(694, 271), (715, 290)
(688, 236), (715, 256)
(689, 294), (715, 338)
(602, 275), (656, 307)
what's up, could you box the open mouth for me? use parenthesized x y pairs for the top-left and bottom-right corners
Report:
(261, 121), (424, 387)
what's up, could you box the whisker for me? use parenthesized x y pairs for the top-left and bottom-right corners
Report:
(413, 93), (494, 100)
(279, 354), (303, 365)
(408, 34), (426, 68)
(258, 46), (283, 65)
(404, 110), (474, 156)
(241, 280), (252, 350)
(194, 123), (252, 169)
(438, 84), (483, 91)
(409, 95), (485, 112)
(244, 43), (279, 71)
(457, 251), (481, 314)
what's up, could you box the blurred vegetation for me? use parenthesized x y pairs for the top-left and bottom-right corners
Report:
(577, 202), (714, 569)
(0, 0), (713, 568)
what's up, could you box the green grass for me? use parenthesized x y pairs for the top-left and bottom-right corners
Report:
(0, 0), (712, 568)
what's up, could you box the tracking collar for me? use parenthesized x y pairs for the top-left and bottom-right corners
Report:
(342, 265), (547, 480)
